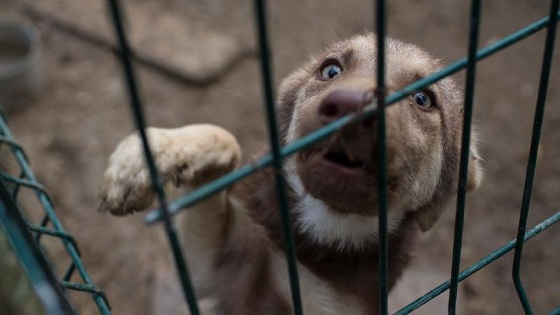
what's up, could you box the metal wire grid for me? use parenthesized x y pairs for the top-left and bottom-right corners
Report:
(0, 114), (111, 314)
(0, 0), (557, 314)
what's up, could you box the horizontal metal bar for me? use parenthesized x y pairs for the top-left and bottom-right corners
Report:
(0, 136), (30, 162)
(1, 173), (50, 198)
(27, 224), (81, 256)
(59, 280), (104, 294)
(146, 12), (559, 224)
(59, 280), (111, 310)
(394, 211), (560, 315)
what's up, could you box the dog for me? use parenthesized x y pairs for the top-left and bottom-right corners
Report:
(99, 33), (482, 314)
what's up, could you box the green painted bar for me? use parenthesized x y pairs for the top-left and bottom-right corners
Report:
(1, 173), (49, 197)
(375, 0), (389, 313)
(27, 225), (79, 250)
(253, 0), (304, 313)
(395, 212), (560, 315)
(512, 1), (559, 313)
(448, 1), (481, 314)
(146, 12), (560, 224)
(106, 0), (201, 314)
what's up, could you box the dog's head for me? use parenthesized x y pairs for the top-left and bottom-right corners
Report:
(277, 33), (482, 236)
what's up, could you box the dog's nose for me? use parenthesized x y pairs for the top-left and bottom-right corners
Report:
(318, 89), (373, 125)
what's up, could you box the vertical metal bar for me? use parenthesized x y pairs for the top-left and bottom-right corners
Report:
(448, 1), (481, 314)
(253, 1), (303, 314)
(512, 0), (559, 313)
(105, 1), (200, 314)
(375, 0), (388, 314)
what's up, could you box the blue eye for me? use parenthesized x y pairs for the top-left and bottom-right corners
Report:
(411, 92), (433, 108)
(320, 62), (343, 80)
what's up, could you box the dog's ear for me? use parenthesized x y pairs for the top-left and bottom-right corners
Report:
(416, 144), (483, 232)
(466, 147), (483, 191)
(415, 205), (444, 232)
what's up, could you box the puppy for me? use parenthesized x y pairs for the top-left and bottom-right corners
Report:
(99, 33), (482, 314)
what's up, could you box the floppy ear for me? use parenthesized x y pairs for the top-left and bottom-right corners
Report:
(415, 144), (483, 232)
(415, 205), (445, 232)
(467, 147), (483, 191)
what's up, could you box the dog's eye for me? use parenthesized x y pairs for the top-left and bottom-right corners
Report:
(319, 62), (343, 80)
(411, 92), (433, 109)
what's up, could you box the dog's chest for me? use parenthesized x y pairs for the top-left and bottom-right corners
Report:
(269, 251), (373, 315)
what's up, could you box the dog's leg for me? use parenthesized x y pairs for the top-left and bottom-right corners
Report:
(99, 124), (241, 306)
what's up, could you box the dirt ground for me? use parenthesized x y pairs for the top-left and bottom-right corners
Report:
(0, 0), (559, 314)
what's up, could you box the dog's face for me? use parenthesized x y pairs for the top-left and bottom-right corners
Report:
(277, 33), (482, 234)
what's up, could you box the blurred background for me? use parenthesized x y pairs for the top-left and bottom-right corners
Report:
(0, 0), (558, 314)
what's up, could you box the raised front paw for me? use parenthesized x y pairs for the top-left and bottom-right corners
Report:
(98, 124), (241, 216)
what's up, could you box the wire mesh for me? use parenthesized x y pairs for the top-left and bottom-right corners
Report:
(0, 114), (111, 314)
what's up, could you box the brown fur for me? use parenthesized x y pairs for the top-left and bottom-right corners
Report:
(99, 33), (482, 314)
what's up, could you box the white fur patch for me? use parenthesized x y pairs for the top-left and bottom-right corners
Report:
(271, 251), (366, 314)
(285, 160), (405, 251)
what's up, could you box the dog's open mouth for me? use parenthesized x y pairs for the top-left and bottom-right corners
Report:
(297, 139), (377, 215)
(323, 149), (365, 169)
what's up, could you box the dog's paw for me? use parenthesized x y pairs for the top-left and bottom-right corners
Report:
(98, 131), (157, 216)
(98, 124), (241, 216)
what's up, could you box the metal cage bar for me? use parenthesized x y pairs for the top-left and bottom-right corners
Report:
(512, 0), (560, 313)
(374, 0), (389, 314)
(448, 0), (482, 314)
(105, 0), (200, 314)
(253, 1), (304, 314)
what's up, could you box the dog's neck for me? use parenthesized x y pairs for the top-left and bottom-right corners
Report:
(285, 160), (407, 251)
(238, 164), (419, 310)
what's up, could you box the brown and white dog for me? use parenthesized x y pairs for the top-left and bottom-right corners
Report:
(99, 33), (482, 314)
